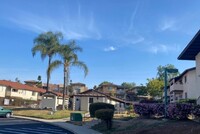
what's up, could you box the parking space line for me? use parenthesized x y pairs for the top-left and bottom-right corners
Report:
(5, 128), (50, 134)
(21, 128), (67, 134)
(0, 130), (27, 134)
(35, 127), (64, 131)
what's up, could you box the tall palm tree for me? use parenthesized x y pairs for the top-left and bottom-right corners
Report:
(32, 31), (63, 91)
(49, 40), (88, 110)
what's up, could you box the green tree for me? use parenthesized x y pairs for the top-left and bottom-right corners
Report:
(49, 41), (88, 110)
(32, 31), (63, 91)
(146, 78), (164, 98)
(99, 81), (112, 86)
(121, 82), (136, 90)
(136, 85), (148, 96)
(37, 75), (42, 88)
(157, 64), (179, 81)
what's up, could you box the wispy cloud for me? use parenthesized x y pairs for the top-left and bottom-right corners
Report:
(148, 44), (180, 54)
(104, 46), (117, 52)
(6, 6), (101, 40)
(159, 19), (177, 31)
(128, 1), (140, 31)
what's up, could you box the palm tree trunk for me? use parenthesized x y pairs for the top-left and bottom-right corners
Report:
(46, 57), (51, 92)
(62, 65), (67, 110)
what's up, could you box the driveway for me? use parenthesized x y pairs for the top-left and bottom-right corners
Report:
(0, 117), (74, 134)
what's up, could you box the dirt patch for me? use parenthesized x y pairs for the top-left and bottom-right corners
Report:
(92, 118), (200, 134)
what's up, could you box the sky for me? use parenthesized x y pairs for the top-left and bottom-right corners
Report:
(0, 0), (199, 88)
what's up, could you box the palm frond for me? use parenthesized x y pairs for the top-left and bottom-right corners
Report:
(71, 61), (89, 77)
(47, 60), (63, 79)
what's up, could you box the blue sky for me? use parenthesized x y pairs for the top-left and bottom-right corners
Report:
(0, 0), (199, 88)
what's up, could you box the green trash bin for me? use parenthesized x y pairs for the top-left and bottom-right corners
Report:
(70, 113), (83, 121)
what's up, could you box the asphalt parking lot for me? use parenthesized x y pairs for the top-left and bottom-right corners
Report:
(0, 117), (74, 134)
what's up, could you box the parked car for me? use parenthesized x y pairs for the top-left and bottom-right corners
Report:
(0, 106), (13, 118)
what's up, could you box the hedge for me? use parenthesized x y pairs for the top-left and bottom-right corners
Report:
(134, 103), (193, 120)
(95, 109), (114, 130)
(89, 102), (114, 117)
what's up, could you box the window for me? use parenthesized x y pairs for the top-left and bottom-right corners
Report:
(89, 98), (93, 103)
(32, 92), (36, 96)
(184, 76), (187, 83)
(185, 92), (187, 99)
(108, 87), (112, 90)
(12, 89), (18, 92)
(179, 79), (183, 84)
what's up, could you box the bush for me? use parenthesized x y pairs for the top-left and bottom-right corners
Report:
(139, 99), (162, 103)
(191, 105), (200, 117)
(89, 102), (114, 117)
(134, 103), (164, 117)
(95, 109), (114, 129)
(178, 99), (196, 104)
(167, 103), (192, 120)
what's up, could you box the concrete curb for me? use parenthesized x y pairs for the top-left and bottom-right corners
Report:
(13, 116), (77, 134)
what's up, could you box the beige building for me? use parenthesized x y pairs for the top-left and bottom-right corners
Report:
(70, 82), (87, 95)
(40, 91), (68, 111)
(0, 80), (45, 101)
(72, 89), (131, 112)
(167, 30), (200, 103)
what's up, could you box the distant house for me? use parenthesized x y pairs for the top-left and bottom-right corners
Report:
(167, 30), (200, 103)
(40, 91), (68, 111)
(169, 67), (196, 103)
(96, 83), (126, 99)
(0, 80), (67, 108)
(0, 80), (45, 101)
(72, 89), (131, 113)
(70, 82), (88, 95)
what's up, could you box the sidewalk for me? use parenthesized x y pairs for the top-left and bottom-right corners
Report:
(13, 116), (102, 134)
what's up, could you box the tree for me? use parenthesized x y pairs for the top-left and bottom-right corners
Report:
(32, 31), (63, 91)
(157, 64), (179, 81)
(136, 85), (148, 96)
(146, 78), (164, 98)
(121, 82), (136, 90)
(15, 77), (20, 83)
(49, 41), (88, 110)
(99, 81), (112, 86)
(37, 75), (42, 88)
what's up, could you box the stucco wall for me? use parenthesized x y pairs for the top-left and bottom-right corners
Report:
(0, 86), (6, 97)
(10, 88), (38, 100)
(195, 52), (200, 99)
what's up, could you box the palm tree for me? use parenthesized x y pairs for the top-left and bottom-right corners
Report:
(49, 40), (88, 110)
(32, 31), (63, 91)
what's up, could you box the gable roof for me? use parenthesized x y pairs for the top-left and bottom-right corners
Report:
(71, 82), (86, 86)
(0, 80), (45, 93)
(42, 91), (64, 97)
(178, 30), (200, 60)
(74, 89), (131, 103)
(169, 67), (196, 82)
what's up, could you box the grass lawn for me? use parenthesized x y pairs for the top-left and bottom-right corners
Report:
(92, 118), (200, 134)
(13, 108), (85, 120)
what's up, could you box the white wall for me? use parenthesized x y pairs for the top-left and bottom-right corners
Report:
(10, 88), (38, 100)
(40, 95), (57, 111)
(0, 86), (6, 97)
(195, 52), (200, 99)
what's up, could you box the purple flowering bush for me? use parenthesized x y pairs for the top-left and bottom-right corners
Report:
(134, 103), (164, 117)
(191, 105), (200, 117)
(134, 103), (193, 120)
(167, 103), (192, 120)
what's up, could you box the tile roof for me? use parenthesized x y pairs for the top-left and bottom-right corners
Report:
(0, 80), (46, 93)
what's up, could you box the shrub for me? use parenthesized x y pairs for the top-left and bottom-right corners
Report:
(95, 109), (114, 129)
(178, 99), (196, 104)
(139, 99), (162, 103)
(191, 105), (200, 117)
(167, 103), (192, 120)
(134, 103), (164, 117)
(89, 102), (114, 117)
